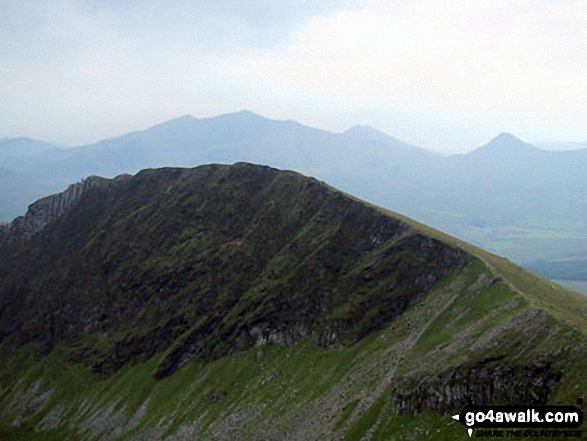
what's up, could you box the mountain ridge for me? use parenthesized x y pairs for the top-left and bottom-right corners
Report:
(2, 111), (587, 289)
(0, 164), (473, 374)
(0, 163), (586, 440)
(5, 112), (587, 156)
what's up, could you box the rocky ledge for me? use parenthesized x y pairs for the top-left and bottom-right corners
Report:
(0, 176), (108, 244)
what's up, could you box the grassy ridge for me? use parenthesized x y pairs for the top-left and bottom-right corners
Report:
(0, 164), (471, 378)
(0, 164), (586, 440)
(355, 193), (587, 333)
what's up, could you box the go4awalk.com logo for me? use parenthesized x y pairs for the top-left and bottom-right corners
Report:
(451, 401), (584, 438)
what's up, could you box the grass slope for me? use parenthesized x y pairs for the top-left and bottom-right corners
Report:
(1, 253), (585, 440)
(0, 164), (586, 440)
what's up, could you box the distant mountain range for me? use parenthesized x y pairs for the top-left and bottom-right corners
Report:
(2, 110), (586, 284)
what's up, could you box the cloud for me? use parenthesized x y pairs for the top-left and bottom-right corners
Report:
(0, 0), (375, 143)
(1, 0), (587, 150)
(252, 0), (587, 118)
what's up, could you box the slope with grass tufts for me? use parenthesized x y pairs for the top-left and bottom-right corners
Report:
(0, 163), (585, 440)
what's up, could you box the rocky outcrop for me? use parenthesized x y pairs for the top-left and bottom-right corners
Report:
(1, 176), (107, 244)
(393, 360), (561, 414)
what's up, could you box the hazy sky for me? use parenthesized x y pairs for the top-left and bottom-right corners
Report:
(2, 0), (587, 153)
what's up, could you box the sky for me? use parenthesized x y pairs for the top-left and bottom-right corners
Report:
(2, 0), (587, 153)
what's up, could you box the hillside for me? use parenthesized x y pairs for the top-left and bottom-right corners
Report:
(0, 163), (586, 440)
(2, 111), (586, 286)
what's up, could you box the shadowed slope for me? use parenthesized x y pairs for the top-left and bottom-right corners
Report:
(0, 163), (585, 440)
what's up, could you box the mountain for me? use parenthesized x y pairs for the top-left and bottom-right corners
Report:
(0, 138), (68, 223)
(0, 111), (429, 220)
(0, 163), (586, 440)
(369, 133), (587, 267)
(341, 125), (426, 151)
(464, 133), (540, 158)
(0, 137), (59, 165)
(2, 112), (587, 285)
(441, 135), (587, 263)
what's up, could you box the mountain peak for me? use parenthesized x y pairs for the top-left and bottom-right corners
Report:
(235, 109), (257, 116)
(222, 109), (266, 119)
(174, 113), (198, 121)
(0, 136), (53, 146)
(157, 114), (198, 125)
(200, 109), (273, 126)
(489, 132), (525, 145)
(469, 133), (539, 156)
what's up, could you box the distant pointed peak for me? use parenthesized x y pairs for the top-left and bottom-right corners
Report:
(206, 109), (271, 124)
(490, 132), (524, 144)
(174, 113), (197, 121)
(345, 124), (373, 132)
(220, 109), (261, 117)
(235, 109), (256, 115)
(0, 137), (58, 152)
(470, 132), (538, 156)
(228, 109), (268, 119)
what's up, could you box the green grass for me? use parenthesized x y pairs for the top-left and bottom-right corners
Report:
(353, 195), (587, 333)
(1, 165), (587, 440)
(0, 325), (396, 439)
(2, 262), (586, 440)
(372, 410), (467, 441)
(343, 395), (386, 441)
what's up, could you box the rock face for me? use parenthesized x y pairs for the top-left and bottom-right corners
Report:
(394, 361), (562, 414)
(0, 176), (107, 244)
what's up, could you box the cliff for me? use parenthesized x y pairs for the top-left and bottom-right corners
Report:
(0, 176), (109, 244)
